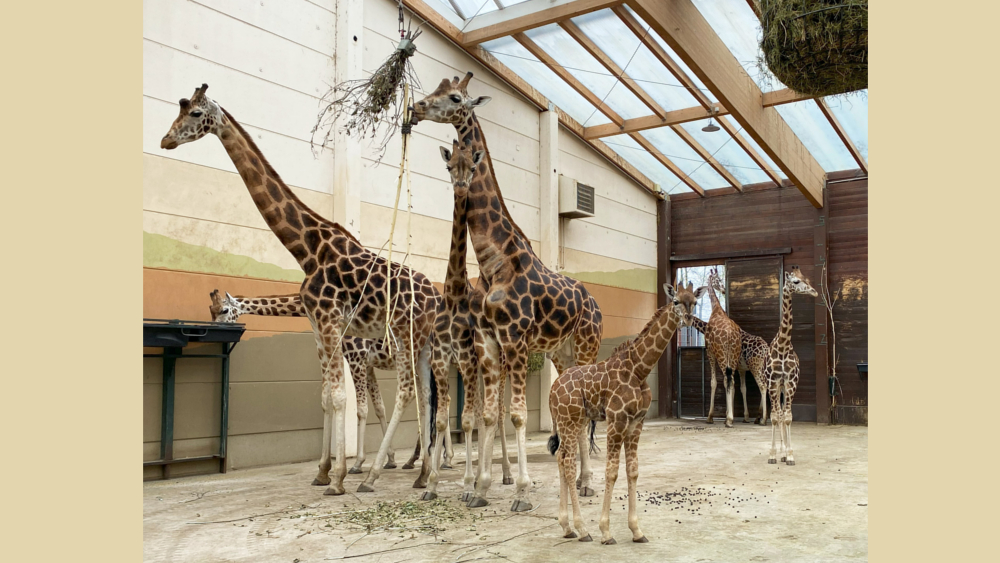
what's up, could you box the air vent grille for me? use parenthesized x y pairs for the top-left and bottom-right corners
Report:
(576, 183), (595, 215)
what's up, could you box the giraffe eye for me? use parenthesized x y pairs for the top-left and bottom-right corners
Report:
(450, 95), (462, 103)
(190, 110), (203, 118)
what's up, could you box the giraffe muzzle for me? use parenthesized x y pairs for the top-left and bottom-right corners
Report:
(160, 136), (178, 150)
(407, 108), (420, 125)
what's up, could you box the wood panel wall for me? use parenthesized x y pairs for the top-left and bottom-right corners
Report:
(667, 171), (868, 423)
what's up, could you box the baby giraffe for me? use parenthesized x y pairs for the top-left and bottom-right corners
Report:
(547, 282), (701, 545)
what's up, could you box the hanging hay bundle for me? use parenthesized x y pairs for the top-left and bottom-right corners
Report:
(757, 0), (868, 97)
(311, 27), (422, 160)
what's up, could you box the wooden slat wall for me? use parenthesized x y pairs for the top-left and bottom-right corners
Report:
(827, 177), (869, 408)
(678, 348), (708, 417)
(671, 171), (868, 422)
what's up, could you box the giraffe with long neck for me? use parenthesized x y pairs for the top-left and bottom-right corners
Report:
(547, 283), (701, 544)
(161, 84), (439, 495)
(207, 291), (453, 472)
(766, 266), (818, 465)
(704, 267), (743, 427)
(411, 74), (604, 511)
(422, 141), (515, 502)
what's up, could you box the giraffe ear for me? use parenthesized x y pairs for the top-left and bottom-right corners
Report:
(225, 291), (236, 303)
(662, 283), (675, 300)
(694, 286), (708, 300)
(472, 150), (485, 166)
(439, 146), (452, 163)
(468, 96), (491, 109)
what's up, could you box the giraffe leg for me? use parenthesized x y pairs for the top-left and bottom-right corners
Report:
(562, 424), (591, 541)
(706, 356), (718, 424)
(347, 358), (369, 474)
(403, 439), (420, 470)
(413, 344), (435, 489)
(366, 369), (396, 468)
(443, 419), (455, 469)
(740, 369), (751, 423)
(313, 325), (348, 496)
(768, 377), (781, 464)
(577, 424), (595, 497)
(625, 421), (647, 543)
(308, 318), (341, 490)
(423, 346), (451, 500)
(499, 387), (513, 486)
(358, 348), (420, 493)
(469, 333), (501, 508)
(501, 339), (534, 512)
(784, 381), (796, 465)
(458, 350), (480, 502)
(600, 418), (626, 545)
(755, 370), (767, 425)
(724, 367), (735, 428)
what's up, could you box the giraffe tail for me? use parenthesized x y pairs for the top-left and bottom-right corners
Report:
(547, 432), (559, 456)
(588, 420), (601, 454)
(427, 368), (438, 457)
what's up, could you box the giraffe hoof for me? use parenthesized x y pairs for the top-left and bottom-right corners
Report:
(383, 462), (397, 469)
(768, 459), (777, 464)
(786, 460), (795, 466)
(356, 483), (375, 493)
(348, 467), (363, 474)
(511, 500), (533, 512)
(413, 477), (428, 489)
(323, 486), (345, 496)
(420, 492), (438, 501)
(580, 487), (595, 497)
(743, 419), (751, 424)
(564, 531), (578, 539)
(402, 463), (415, 470)
(467, 496), (489, 508)
(706, 418), (714, 425)
(600, 537), (614, 545)
(781, 457), (787, 462)
(633, 536), (649, 543)
(460, 492), (474, 502)
(312, 477), (331, 486)
(725, 422), (733, 428)
(578, 534), (593, 543)
(502, 476), (514, 485)
(442, 464), (454, 470)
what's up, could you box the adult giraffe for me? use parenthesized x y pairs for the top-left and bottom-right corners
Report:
(704, 267), (743, 427)
(160, 84), (438, 495)
(411, 74), (604, 511)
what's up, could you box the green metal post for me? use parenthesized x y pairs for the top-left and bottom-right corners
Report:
(220, 342), (231, 473)
(160, 346), (180, 478)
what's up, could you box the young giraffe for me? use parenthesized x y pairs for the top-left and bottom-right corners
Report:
(411, 74), (604, 511)
(547, 283), (701, 544)
(207, 291), (453, 472)
(766, 266), (818, 466)
(161, 84), (439, 495)
(704, 267), (743, 427)
(423, 141), (516, 502)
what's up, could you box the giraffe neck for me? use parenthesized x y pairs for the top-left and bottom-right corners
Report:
(215, 107), (359, 271)
(707, 280), (724, 313)
(688, 316), (708, 334)
(453, 113), (535, 278)
(775, 283), (795, 348)
(623, 306), (682, 377)
(232, 295), (305, 318)
(443, 186), (470, 302)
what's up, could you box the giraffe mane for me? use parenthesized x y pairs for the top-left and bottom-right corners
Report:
(609, 304), (671, 360)
(219, 106), (362, 246)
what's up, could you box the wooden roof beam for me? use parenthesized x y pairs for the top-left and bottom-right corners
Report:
(463, 0), (624, 46)
(816, 99), (868, 174)
(630, 133), (705, 196)
(398, 0), (659, 196)
(626, 0), (826, 207)
(558, 19), (669, 119)
(513, 32), (625, 126)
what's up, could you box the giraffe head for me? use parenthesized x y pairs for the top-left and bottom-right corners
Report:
(439, 140), (484, 196)
(785, 266), (818, 297)
(160, 84), (225, 149)
(209, 289), (242, 323)
(409, 72), (491, 126)
(672, 281), (707, 327)
(708, 266), (726, 295)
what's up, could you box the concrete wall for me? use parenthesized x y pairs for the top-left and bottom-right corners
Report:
(143, 0), (661, 479)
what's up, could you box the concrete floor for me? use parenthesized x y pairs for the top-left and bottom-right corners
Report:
(144, 419), (867, 562)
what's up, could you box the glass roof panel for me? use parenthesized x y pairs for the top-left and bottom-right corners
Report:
(640, 128), (731, 191)
(776, 101), (857, 172)
(621, 6), (718, 103)
(824, 92), (869, 162)
(690, 0), (785, 92)
(603, 135), (687, 195)
(453, 0), (499, 19)
(679, 119), (773, 186)
(479, 36), (612, 126)
(523, 24), (650, 125)
(498, 0), (530, 7)
(571, 9), (704, 112)
(726, 116), (787, 180)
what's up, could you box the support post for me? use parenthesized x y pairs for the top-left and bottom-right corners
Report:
(656, 193), (673, 418)
(814, 186), (831, 423)
(160, 347), (180, 479)
(538, 106), (559, 432)
(333, 0), (363, 236)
